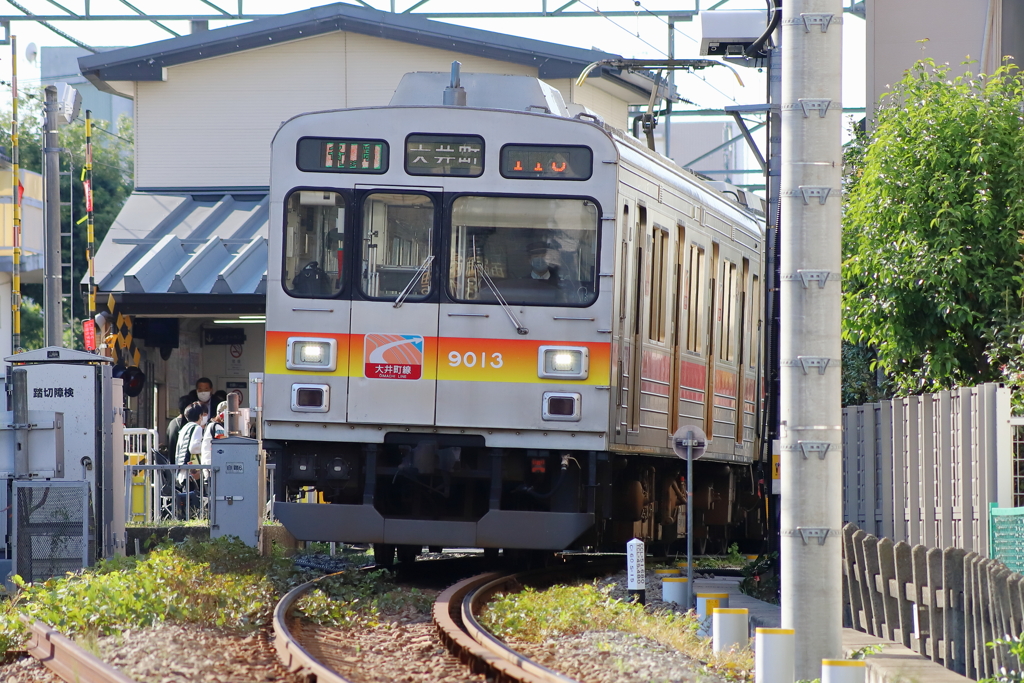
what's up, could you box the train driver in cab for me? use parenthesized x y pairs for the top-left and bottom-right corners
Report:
(527, 240), (562, 283)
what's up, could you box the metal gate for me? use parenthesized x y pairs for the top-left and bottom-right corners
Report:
(12, 481), (91, 583)
(990, 504), (1024, 573)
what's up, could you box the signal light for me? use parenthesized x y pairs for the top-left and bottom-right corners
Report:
(114, 365), (147, 398)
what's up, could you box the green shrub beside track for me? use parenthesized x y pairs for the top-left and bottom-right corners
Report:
(0, 537), (401, 653)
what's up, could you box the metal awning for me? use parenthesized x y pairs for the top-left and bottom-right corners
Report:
(89, 190), (268, 314)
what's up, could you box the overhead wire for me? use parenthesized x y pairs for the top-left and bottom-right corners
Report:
(574, 0), (739, 104)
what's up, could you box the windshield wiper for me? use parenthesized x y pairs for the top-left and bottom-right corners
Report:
(393, 255), (434, 308)
(479, 268), (529, 335)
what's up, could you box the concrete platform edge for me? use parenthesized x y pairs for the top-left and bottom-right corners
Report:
(842, 629), (971, 683)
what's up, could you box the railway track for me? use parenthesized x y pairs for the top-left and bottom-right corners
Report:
(18, 554), (624, 683)
(273, 556), (622, 683)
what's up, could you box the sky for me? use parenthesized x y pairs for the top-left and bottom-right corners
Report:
(0, 0), (867, 183)
(0, 0), (867, 112)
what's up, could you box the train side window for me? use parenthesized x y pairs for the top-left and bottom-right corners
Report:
(360, 193), (435, 300)
(719, 259), (738, 362)
(686, 244), (705, 353)
(283, 190), (345, 299)
(648, 227), (668, 342)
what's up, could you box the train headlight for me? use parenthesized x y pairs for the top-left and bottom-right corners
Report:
(286, 337), (338, 372)
(538, 346), (589, 379)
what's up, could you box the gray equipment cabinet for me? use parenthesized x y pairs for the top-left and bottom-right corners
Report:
(2, 347), (123, 582)
(210, 436), (261, 546)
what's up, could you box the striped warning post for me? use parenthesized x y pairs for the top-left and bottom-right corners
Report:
(755, 628), (795, 683)
(822, 660), (866, 683)
(712, 607), (749, 652)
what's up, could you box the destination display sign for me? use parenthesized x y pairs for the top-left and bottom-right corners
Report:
(297, 137), (388, 174)
(405, 134), (484, 177)
(500, 144), (593, 180)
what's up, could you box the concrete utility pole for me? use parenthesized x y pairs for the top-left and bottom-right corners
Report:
(43, 85), (62, 347)
(779, 0), (843, 677)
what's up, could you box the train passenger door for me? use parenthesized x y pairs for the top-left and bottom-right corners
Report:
(668, 224), (686, 436)
(625, 206), (647, 439)
(347, 190), (440, 425)
(704, 242), (719, 435)
(735, 258), (750, 444)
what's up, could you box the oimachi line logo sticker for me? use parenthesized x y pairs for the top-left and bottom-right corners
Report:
(364, 334), (424, 380)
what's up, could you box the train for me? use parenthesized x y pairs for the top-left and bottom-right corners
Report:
(264, 69), (767, 565)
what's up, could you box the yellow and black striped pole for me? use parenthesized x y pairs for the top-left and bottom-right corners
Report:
(11, 35), (21, 353)
(85, 110), (96, 349)
(105, 292), (140, 367)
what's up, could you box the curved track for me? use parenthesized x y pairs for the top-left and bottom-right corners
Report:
(433, 558), (622, 683)
(273, 572), (356, 683)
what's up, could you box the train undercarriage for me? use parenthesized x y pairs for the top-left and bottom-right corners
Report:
(270, 435), (768, 558)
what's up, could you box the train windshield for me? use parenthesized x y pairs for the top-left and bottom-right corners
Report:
(283, 190), (345, 298)
(448, 196), (599, 306)
(360, 193), (435, 300)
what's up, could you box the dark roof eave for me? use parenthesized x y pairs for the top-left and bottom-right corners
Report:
(105, 292), (266, 316)
(78, 3), (626, 88)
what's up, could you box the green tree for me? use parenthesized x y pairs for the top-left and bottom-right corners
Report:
(843, 59), (1024, 397)
(0, 88), (133, 350)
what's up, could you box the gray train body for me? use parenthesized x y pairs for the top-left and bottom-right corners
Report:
(266, 73), (766, 558)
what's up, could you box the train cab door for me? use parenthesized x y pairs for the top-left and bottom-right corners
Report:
(347, 189), (441, 425)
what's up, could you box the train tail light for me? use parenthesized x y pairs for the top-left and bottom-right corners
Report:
(538, 346), (589, 379)
(291, 383), (330, 412)
(542, 392), (581, 421)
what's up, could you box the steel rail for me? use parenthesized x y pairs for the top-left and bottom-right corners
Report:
(272, 573), (355, 683)
(433, 558), (621, 683)
(22, 617), (140, 683)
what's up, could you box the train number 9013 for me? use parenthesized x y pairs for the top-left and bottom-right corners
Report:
(448, 351), (504, 368)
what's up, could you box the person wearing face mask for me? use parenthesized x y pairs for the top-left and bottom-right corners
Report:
(526, 241), (561, 282)
(182, 377), (226, 419)
(518, 240), (566, 304)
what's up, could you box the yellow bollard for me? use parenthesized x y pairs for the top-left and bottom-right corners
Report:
(755, 628), (795, 683)
(712, 607), (749, 652)
(696, 592), (730, 636)
(822, 660), (866, 683)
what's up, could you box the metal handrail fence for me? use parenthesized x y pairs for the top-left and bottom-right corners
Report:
(123, 463), (215, 525)
(842, 522), (1023, 680)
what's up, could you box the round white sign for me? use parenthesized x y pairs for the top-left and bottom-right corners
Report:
(671, 425), (708, 460)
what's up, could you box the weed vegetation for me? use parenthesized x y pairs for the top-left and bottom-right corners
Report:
(0, 536), (411, 653)
(692, 544), (747, 570)
(480, 583), (754, 681)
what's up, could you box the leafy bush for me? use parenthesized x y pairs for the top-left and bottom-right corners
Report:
(844, 59), (1024, 398)
(739, 553), (779, 604)
(0, 536), (404, 652)
(983, 634), (1024, 683)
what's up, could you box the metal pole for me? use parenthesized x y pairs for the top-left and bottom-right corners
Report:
(686, 430), (694, 607)
(666, 18), (675, 159)
(43, 85), (62, 347)
(765, 14), (783, 562)
(13, 367), (28, 478)
(86, 111), (96, 348)
(226, 390), (240, 435)
(779, 0), (843, 678)
(10, 36), (21, 354)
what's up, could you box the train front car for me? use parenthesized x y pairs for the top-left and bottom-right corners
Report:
(266, 75), (618, 559)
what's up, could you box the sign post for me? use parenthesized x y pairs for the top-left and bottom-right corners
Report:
(672, 425), (707, 608)
(626, 537), (646, 604)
